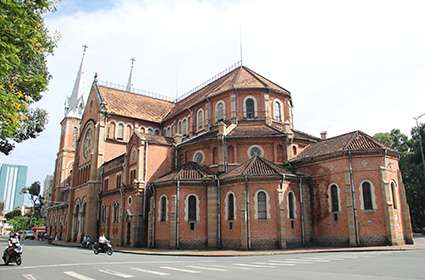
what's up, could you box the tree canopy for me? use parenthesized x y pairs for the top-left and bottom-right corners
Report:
(374, 124), (425, 231)
(0, 0), (57, 155)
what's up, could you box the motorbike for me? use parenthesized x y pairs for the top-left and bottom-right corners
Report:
(80, 235), (93, 249)
(2, 238), (23, 265)
(92, 241), (113, 256)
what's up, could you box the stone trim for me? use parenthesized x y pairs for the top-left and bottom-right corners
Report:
(253, 189), (271, 220)
(327, 183), (341, 213)
(158, 194), (169, 222)
(184, 193), (200, 222)
(359, 179), (377, 210)
(287, 191), (297, 219)
(243, 95), (258, 118)
(224, 191), (237, 221)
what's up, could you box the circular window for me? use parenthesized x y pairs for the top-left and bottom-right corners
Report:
(193, 151), (204, 164)
(248, 145), (263, 158)
(128, 196), (132, 205)
(82, 127), (93, 160)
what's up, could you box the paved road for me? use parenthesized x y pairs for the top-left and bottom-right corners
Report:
(1, 237), (425, 280)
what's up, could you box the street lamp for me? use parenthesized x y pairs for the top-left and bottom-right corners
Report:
(414, 113), (425, 176)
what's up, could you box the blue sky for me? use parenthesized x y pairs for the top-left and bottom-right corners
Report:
(1, 0), (425, 190)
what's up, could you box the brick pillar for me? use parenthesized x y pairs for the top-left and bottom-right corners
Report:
(169, 194), (177, 248)
(147, 196), (154, 248)
(398, 171), (414, 244)
(264, 94), (271, 125)
(131, 191), (145, 247)
(231, 93), (237, 124)
(207, 184), (218, 248)
(301, 183), (312, 244)
(277, 187), (287, 249)
(240, 189), (248, 249)
(345, 170), (358, 246)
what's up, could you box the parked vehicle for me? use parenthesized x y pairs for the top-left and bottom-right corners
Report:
(80, 234), (93, 249)
(92, 241), (113, 256)
(2, 234), (23, 265)
(24, 230), (34, 240)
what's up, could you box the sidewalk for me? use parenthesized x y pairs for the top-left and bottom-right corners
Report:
(51, 239), (425, 257)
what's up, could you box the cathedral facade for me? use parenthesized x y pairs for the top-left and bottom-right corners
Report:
(47, 56), (413, 249)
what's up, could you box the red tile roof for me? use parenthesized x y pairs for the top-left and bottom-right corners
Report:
(221, 156), (295, 180)
(97, 85), (174, 123)
(228, 123), (285, 138)
(164, 66), (290, 120)
(292, 130), (391, 162)
(153, 161), (213, 184)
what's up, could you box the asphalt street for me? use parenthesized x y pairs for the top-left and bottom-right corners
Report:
(1, 237), (425, 280)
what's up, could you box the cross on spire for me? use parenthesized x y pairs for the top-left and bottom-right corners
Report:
(126, 57), (136, 92)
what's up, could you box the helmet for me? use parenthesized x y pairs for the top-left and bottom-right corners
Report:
(10, 232), (17, 238)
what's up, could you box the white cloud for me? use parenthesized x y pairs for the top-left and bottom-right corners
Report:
(1, 0), (425, 184)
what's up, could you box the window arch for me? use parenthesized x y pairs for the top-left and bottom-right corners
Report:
(273, 99), (283, 122)
(329, 184), (340, 212)
(178, 121), (182, 134)
(360, 180), (376, 210)
(193, 151), (204, 164)
(215, 101), (225, 122)
(112, 202), (120, 223)
(277, 144), (284, 162)
(154, 128), (160, 135)
(288, 191), (296, 219)
(126, 124), (132, 141)
(292, 145), (298, 156)
(159, 195), (168, 222)
(140, 126), (145, 134)
(257, 191), (267, 220)
(212, 147), (217, 164)
(187, 195), (197, 222)
(390, 181), (398, 209)
(248, 145), (264, 158)
(109, 122), (116, 139)
(196, 109), (204, 130)
(244, 96), (257, 119)
(226, 192), (236, 221)
(147, 127), (154, 135)
(116, 123), (124, 140)
(182, 118), (188, 135)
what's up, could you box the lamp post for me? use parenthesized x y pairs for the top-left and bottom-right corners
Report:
(414, 113), (425, 176)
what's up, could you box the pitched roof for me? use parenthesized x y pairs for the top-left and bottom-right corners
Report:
(228, 123), (285, 138)
(133, 130), (173, 145)
(97, 85), (174, 123)
(292, 130), (391, 162)
(221, 156), (295, 180)
(165, 65), (290, 120)
(292, 129), (320, 142)
(153, 161), (213, 184)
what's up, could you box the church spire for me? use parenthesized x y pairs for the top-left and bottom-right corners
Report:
(65, 45), (87, 118)
(126, 57), (135, 92)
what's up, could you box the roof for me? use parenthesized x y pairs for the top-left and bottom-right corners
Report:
(153, 161), (213, 184)
(133, 130), (173, 145)
(292, 129), (320, 142)
(221, 156), (295, 180)
(228, 123), (285, 138)
(165, 65), (290, 120)
(97, 85), (174, 123)
(292, 130), (392, 162)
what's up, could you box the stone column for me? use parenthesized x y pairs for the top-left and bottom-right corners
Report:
(397, 171), (414, 244)
(231, 93), (237, 124)
(131, 190), (145, 247)
(301, 183), (312, 244)
(277, 187), (287, 249)
(240, 189), (248, 249)
(345, 170), (358, 246)
(169, 194), (177, 249)
(264, 94), (271, 125)
(207, 184), (218, 248)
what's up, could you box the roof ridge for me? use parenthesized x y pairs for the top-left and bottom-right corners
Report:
(242, 66), (270, 88)
(97, 84), (174, 104)
(242, 66), (291, 94)
(343, 130), (362, 150)
(258, 156), (284, 174)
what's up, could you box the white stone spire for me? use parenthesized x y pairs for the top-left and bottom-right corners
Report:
(126, 57), (135, 92)
(65, 45), (87, 118)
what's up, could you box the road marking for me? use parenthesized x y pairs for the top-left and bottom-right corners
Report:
(254, 262), (295, 266)
(186, 265), (228, 271)
(278, 259), (314, 264)
(160, 266), (201, 273)
(209, 264), (252, 270)
(233, 263), (276, 268)
(64, 271), (95, 280)
(22, 275), (37, 280)
(98, 269), (134, 278)
(300, 257), (330, 262)
(131, 268), (169, 276)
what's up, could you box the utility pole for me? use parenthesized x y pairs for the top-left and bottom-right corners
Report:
(414, 113), (425, 176)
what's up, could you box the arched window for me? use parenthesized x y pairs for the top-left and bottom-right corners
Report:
(216, 101), (225, 122)
(292, 145), (297, 156)
(147, 127), (154, 135)
(274, 100), (282, 122)
(197, 109), (204, 130)
(193, 151), (204, 164)
(178, 121), (182, 134)
(140, 127), (145, 134)
(361, 181), (374, 210)
(188, 195), (197, 222)
(72, 127), (78, 148)
(391, 181), (398, 209)
(182, 119), (188, 135)
(154, 129), (160, 135)
(112, 203), (120, 223)
(126, 124), (132, 141)
(257, 191), (267, 219)
(330, 184), (339, 212)
(277, 144), (284, 162)
(160, 196), (167, 222)
(212, 147), (217, 164)
(227, 193), (235, 221)
(248, 145), (264, 158)
(227, 145), (235, 163)
(166, 127), (171, 137)
(288, 192), (295, 219)
(117, 123), (124, 140)
(245, 97), (256, 119)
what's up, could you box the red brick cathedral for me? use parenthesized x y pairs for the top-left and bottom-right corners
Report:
(47, 53), (413, 249)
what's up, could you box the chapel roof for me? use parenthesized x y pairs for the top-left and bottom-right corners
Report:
(96, 85), (174, 123)
(164, 65), (290, 120)
(153, 161), (213, 184)
(221, 156), (296, 180)
(292, 130), (394, 162)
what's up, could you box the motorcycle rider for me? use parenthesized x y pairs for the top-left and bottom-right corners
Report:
(3, 232), (23, 265)
(98, 233), (109, 250)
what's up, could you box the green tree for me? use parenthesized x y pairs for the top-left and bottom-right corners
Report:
(7, 216), (45, 232)
(4, 208), (22, 220)
(0, 0), (57, 155)
(22, 181), (44, 218)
